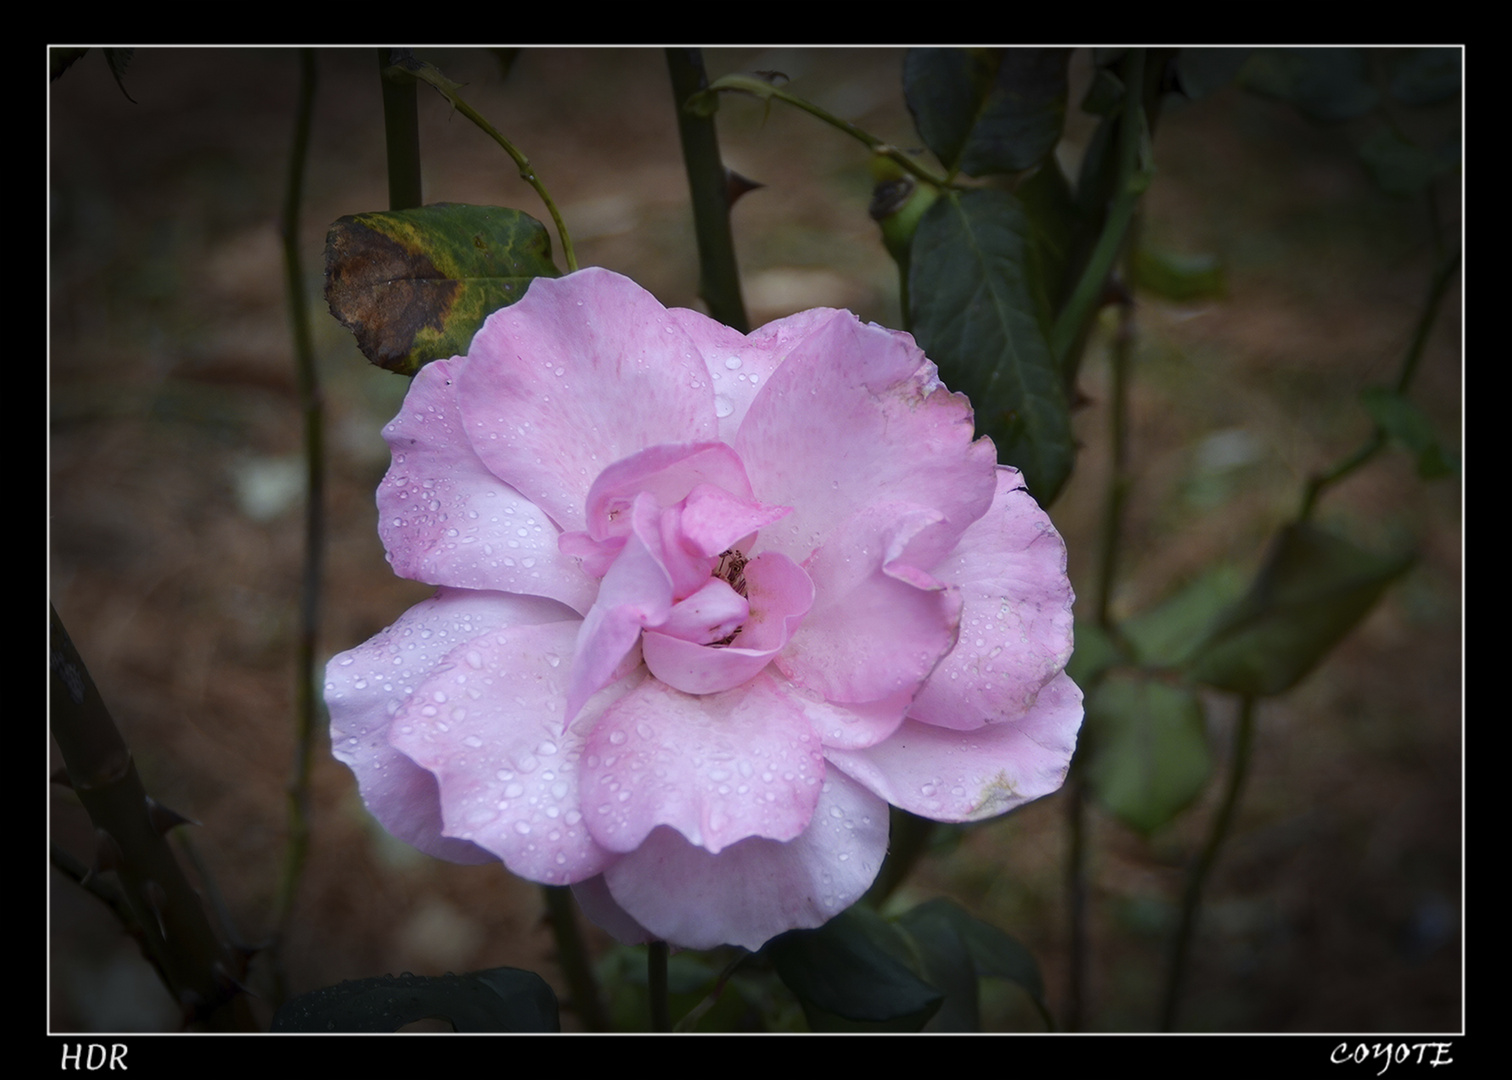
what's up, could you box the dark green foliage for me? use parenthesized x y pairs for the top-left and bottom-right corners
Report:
(904, 48), (1071, 177)
(1188, 523), (1415, 697)
(909, 190), (1075, 503)
(271, 968), (560, 1032)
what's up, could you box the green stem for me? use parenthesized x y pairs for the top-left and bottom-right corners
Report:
(861, 807), (935, 908)
(648, 940), (671, 1032)
(50, 607), (259, 1031)
(386, 53), (577, 272)
(542, 885), (609, 1032)
(1297, 246), (1459, 521)
(269, 47), (321, 1007)
(666, 48), (749, 332)
(1159, 694), (1257, 1031)
(702, 73), (951, 190)
(1050, 50), (1151, 372)
(1063, 772), (1088, 1032)
(379, 49), (422, 210)
(1092, 274), (1136, 632)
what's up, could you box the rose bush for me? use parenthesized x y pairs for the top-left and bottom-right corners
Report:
(325, 268), (1081, 951)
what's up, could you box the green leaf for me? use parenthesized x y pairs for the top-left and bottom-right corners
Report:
(767, 906), (942, 1031)
(270, 968), (559, 1032)
(1360, 386), (1459, 478)
(1134, 246), (1226, 302)
(1389, 48), (1461, 107)
(1017, 156), (1077, 327)
(1240, 48), (1379, 121)
(898, 898), (1051, 1031)
(1187, 523), (1415, 696)
(895, 902), (981, 1031)
(904, 48), (1071, 177)
(324, 203), (559, 376)
(1122, 564), (1249, 669)
(910, 189), (1075, 504)
(1084, 674), (1211, 833)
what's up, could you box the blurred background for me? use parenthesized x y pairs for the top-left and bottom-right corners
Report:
(49, 48), (1461, 1032)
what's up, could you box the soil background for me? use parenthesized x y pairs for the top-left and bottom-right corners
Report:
(49, 48), (1462, 1033)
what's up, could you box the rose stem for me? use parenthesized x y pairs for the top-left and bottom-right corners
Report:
(50, 607), (259, 1030)
(1158, 694), (1257, 1031)
(543, 885), (610, 1032)
(648, 940), (672, 1032)
(666, 48), (750, 333)
(1297, 237), (1459, 521)
(268, 46), (322, 1009)
(379, 49), (423, 210)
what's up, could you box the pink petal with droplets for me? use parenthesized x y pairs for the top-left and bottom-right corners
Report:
(825, 672), (1083, 822)
(579, 673), (824, 856)
(387, 618), (641, 885)
(910, 468), (1076, 730)
(599, 769), (889, 951)
(455, 269), (717, 531)
(378, 359), (597, 613)
(325, 588), (576, 864)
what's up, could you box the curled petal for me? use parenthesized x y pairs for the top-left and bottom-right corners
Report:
(910, 469), (1076, 730)
(579, 674), (825, 855)
(599, 769), (889, 951)
(642, 551), (813, 695)
(581, 442), (754, 541)
(825, 672), (1083, 822)
(325, 589), (577, 864)
(779, 503), (962, 704)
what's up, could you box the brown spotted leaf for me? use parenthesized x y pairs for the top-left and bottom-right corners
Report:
(325, 203), (559, 376)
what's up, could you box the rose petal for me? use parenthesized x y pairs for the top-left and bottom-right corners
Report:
(910, 468), (1076, 729)
(579, 674), (825, 855)
(387, 619), (640, 885)
(735, 311), (996, 566)
(325, 588), (577, 864)
(641, 551), (813, 695)
(456, 269), (718, 531)
(668, 305), (839, 443)
(569, 873), (651, 945)
(778, 503), (962, 704)
(825, 671), (1083, 822)
(599, 769), (889, 951)
(772, 680), (913, 751)
(378, 358), (597, 613)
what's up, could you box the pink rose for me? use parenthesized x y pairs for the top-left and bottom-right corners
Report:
(325, 268), (1081, 951)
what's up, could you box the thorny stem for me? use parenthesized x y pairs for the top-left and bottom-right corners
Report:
(648, 940), (672, 1032)
(702, 73), (951, 190)
(386, 53), (577, 272)
(379, 49), (422, 210)
(1296, 245), (1460, 521)
(667, 48), (749, 332)
(542, 885), (609, 1032)
(50, 607), (258, 1030)
(1159, 694), (1257, 1031)
(268, 49), (321, 1009)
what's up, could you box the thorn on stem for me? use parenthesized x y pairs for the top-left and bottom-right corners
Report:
(146, 796), (199, 835)
(725, 168), (765, 208)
